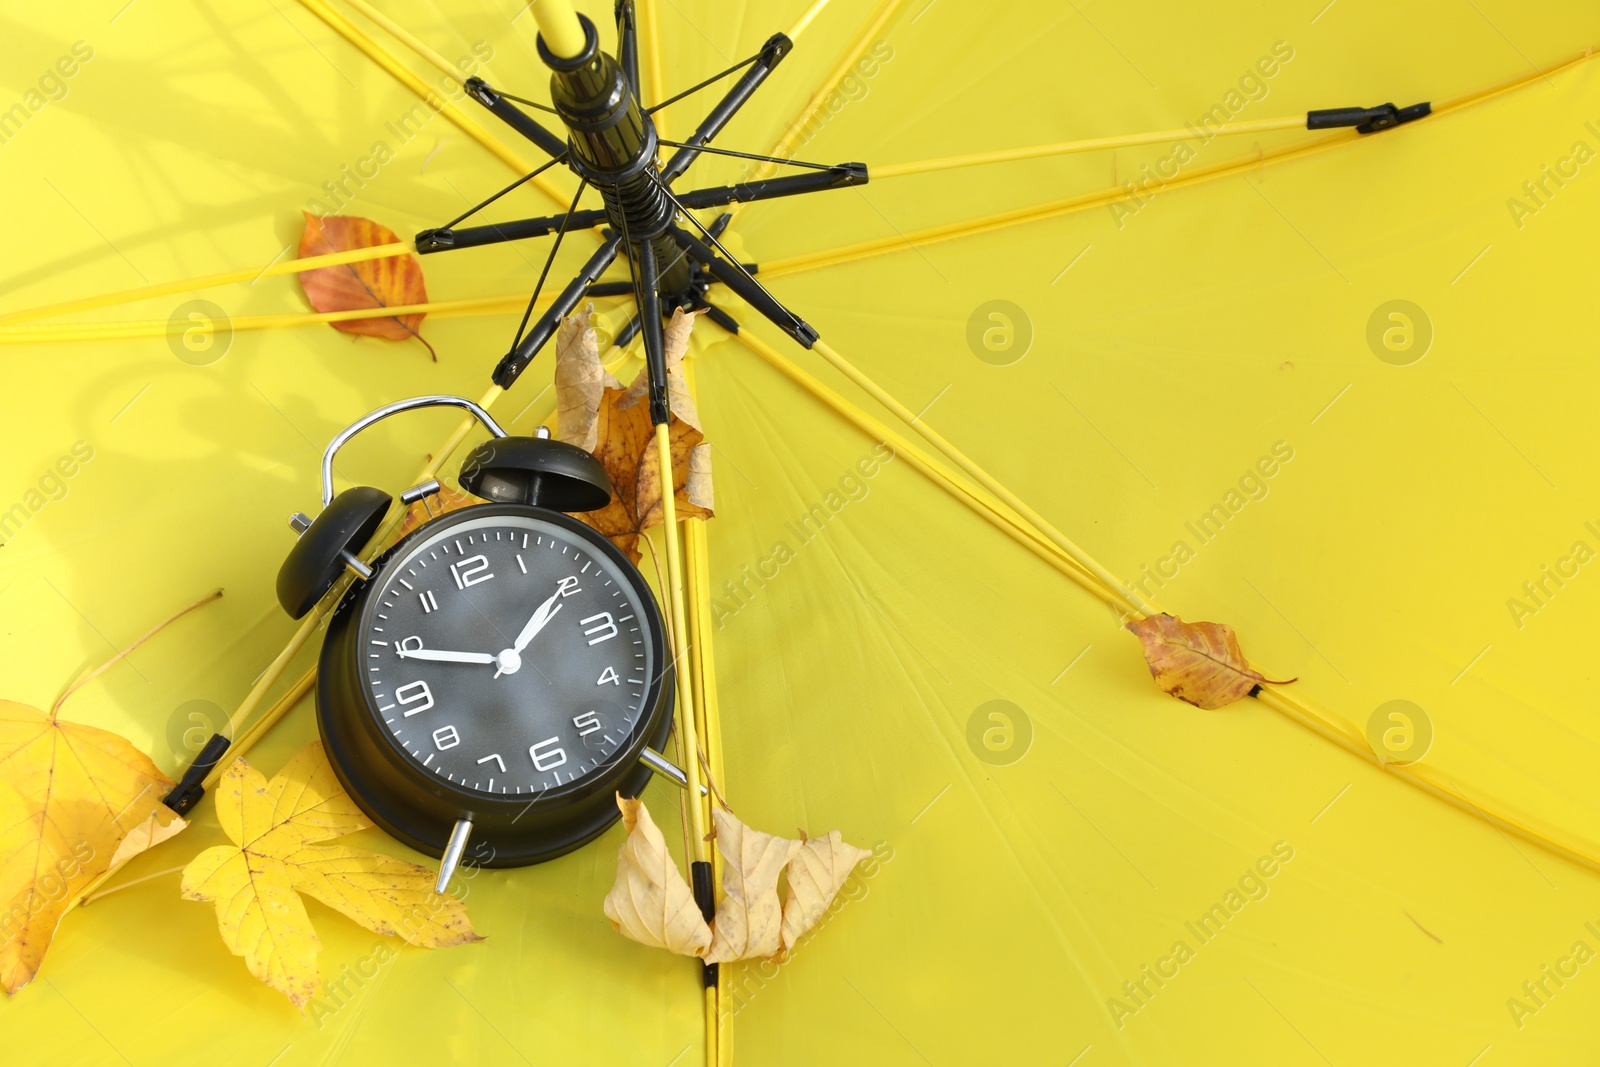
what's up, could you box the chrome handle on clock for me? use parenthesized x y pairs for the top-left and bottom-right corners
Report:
(319, 395), (508, 507)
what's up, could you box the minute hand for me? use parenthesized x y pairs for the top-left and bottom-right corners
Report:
(512, 589), (564, 653)
(395, 648), (497, 664)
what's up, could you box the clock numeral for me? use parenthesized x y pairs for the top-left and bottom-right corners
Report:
(596, 666), (620, 687)
(395, 679), (434, 717)
(450, 554), (493, 590)
(573, 711), (603, 737)
(418, 589), (439, 613)
(580, 612), (617, 645)
(529, 736), (568, 772)
(432, 725), (460, 751)
(557, 575), (581, 597)
(397, 635), (424, 654)
(476, 753), (506, 773)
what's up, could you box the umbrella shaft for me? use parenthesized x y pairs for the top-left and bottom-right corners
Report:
(542, 14), (690, 298)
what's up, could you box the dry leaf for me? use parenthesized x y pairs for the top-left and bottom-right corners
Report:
(181, 742), (480, 1007)
(779, 831), (872, 955)
(705, 808), (800, 963)
(297, 212), (436, 360)
(603, 796), (869, 964)
(555, 304), (621, 451)
(602, 794), (712, 957)
(555, 308), (714, 561)
(399, 482), (480, 534)
(0, 700), (182, 993)
(1124, 613), (1293, 710)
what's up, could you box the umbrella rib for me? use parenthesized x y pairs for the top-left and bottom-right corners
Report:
(759, 41), (1600, 281)
(808, 333), (1158, 615)
(0, 293), (590, 344)
(293, 0), (571, 210)
(871, 116), (1309, 179)
(0, 242), (414, 327)
(511, 179), (590, 350)
(737, 325), (1600, 884)
(433, 154), (569, 233)
(656, 139), (839, 172)
(5, 41), (1587, 330)
(646, 53), (761, 115)
(745, 0), (911, 192)
(727, 327), (1127, 610)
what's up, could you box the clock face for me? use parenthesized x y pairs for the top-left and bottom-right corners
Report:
(360, 510), (658, 798)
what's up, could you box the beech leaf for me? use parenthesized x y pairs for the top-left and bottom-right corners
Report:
(1124, 613), (1293, 710)
(297, 212), (436, 359)
(705, 808), (800, 963)
(181, 742), (480, 1008)
(603, 795), (869, 964)
(601, 794), (712, 957)
(0, 701), (184, 993)
(555, 307), (714, 562)
(555, 304), (621, 452)
(779, 831), (873, 956)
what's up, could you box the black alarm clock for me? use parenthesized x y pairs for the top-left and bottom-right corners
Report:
(276, 395), (683, 888)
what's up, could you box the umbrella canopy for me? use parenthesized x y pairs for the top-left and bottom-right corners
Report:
(2, 0), (1599, 1063)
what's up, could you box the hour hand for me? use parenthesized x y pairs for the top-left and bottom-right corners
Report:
(512, 589), (564, 654)
(395, 647), (496, 664)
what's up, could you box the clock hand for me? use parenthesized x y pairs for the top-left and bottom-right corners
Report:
(395, 648), (497, 664)
(493, 586), (566, 679)
(511, 588), (565, 654)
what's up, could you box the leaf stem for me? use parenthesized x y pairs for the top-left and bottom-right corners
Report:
(79, 864), (186, 906)
(51, 589), (224, 718)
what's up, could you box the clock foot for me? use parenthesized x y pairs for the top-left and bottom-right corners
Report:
(435, 817), (474, 893)
(640, 748), (709, 797)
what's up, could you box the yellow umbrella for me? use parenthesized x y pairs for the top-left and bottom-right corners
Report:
(2, 0), (1599, 1063)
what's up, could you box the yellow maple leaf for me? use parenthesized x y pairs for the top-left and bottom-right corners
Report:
(181, 742), (481, 1007)
(0, 700), (185, 994)
(1124, 613), (1294, 710)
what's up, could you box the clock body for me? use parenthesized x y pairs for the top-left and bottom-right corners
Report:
(317, 502), (672, 867)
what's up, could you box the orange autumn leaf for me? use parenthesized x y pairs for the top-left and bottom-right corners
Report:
(297, 212), (436, 360)
(1124, 613), (1293, 710)
(555, 307), (713, 563)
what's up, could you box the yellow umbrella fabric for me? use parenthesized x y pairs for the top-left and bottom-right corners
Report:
(2, 1), (1599, 1064)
